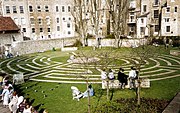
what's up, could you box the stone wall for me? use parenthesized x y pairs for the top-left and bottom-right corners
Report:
(88, 38), (147, 47)
(11, 37), (78, 55)
(11, 37), (147, 56)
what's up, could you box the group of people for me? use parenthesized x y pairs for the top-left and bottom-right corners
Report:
(0, 74), (48, 113)
(101, 66), (138, 89)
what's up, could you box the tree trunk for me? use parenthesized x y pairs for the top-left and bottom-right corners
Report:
(137, 68), (141, 105)
(86, 81), (91, 113)
(106, 79), (109, 100)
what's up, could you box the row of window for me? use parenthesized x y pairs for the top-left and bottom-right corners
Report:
(30, 27), (71, 35)
(142, 5), (178, 14)
(29, 5), (49, 12)
(30, 17), (71, 25)
(135, 25), (170, 34)
(166, 6), (178, 13)
(5, 5), (71, 14)
(29, 5), (71, 13)
(22, 25), (71, 33)
(6, 6), (24, 14)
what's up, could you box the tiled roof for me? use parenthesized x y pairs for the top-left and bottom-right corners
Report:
(0, 16), (20, 32)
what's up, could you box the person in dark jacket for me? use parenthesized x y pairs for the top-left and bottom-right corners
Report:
(118, 68), (128, 89)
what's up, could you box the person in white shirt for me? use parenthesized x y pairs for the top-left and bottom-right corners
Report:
(128, 67), (137, 89)
(101, 69), (107, 80)
(108, 69), (115, 80)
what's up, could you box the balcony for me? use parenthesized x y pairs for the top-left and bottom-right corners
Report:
(129, 6), (136, 10)
(127, 19), (136, 25)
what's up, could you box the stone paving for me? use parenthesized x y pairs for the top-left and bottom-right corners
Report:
(162, 92), (180, 113)
(0, 102), (10, 113)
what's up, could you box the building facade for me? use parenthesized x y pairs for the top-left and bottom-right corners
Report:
(1, 0), (75, 40)
(0, 0), (179, 40)
(161, 0), (180, 36)
(127, 0), (180, 38)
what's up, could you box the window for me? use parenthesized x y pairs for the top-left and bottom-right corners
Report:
(37, 6), (41, 12)
(30, 18), (34, 24)
(22, 28), (26, 32)
(164, 18), (170, 22)
(140, 27), (145, 34)
(40, 28), (43, 32)
(48, 28), (50, 32)
(57, 18), (59, 23)
(141, 18), (144, 23)
(29, 6), (33, 12)
(175, 6), (177, 12)
(45, 6), (49, 12)
(68, 31), (71, 34)
(143, 5), (147, 12)
(6, 6), (10, 13)
(62, 17), (65, 21)
(48, 35), (51, 38)
(166, 26), (170, 32)
(130, 16), (134, 22)
(155, 25), (159, 32)
(154, 10), (159, 18)
(13, 6), (17, 13)
(68, 6), (71, 12)
(130, 27), (135, 32)
(57, 26), (60, 31)
(46, 17), (50, 24)
(154, 0), (159, 5)
(14, 18), (18, 25)
(32, 28), (35, 33)
(67, 23), (70, 28)
(38, 18), (42, 24)
(62, 6), (65, 12)
(56, 6), (59, 12)
(68, 17), (71, 20)
(21, 18), (25, 25)
(19, 6), (24, 13)
(166, 7), (170, 12)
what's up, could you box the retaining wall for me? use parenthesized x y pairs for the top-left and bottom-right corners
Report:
(11, 38), (147, 55)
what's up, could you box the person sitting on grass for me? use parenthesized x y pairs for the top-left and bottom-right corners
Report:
(83, 84), (94, 98)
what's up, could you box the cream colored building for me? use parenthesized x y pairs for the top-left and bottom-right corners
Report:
(1, 0), (75, 40)
(161, 0), (180, 36)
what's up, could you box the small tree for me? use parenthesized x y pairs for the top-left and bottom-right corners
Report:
(129, 39), (161, 105)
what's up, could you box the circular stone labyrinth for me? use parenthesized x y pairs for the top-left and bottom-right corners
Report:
(0, 54), (179, 84)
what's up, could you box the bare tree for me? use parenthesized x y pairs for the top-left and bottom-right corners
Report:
(129, 40), (160, 105)
(71, 0), (90, 46)
(107, 0), (129, 48)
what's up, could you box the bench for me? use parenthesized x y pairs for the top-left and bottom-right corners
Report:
(102, 78), (150, 89)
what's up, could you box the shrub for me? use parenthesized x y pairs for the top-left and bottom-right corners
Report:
(93, 98), (169, 113)
(72, 39), (83, 47)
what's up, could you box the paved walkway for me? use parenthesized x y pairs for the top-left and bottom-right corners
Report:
(0, 102), (10, 113)
(162, 92), (180, 113)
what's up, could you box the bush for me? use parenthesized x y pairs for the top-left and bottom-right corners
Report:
(93, 98), (169, 113)
(72, 39), (83, 47)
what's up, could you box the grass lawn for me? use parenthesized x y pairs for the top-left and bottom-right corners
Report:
(1, 46), (180, 112)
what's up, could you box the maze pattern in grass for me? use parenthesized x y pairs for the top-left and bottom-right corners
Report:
(0, 54), (179, 83)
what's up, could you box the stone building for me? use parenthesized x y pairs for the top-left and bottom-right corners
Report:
(0, 16), (22, 57)
(1, 0), (75, 40)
